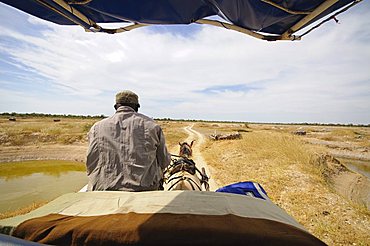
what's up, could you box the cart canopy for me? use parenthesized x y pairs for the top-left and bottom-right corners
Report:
(0, 0), (362, 41)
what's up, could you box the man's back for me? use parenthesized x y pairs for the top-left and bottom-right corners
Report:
(86, 106), (170, 191)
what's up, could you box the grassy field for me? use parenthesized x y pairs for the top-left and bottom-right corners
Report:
(158, 121), (189, 151)
(0, 117), (187, 149)
(0, 117), (95, 146)
(195, 122), (369, 245)
(0, 116), (369, 245)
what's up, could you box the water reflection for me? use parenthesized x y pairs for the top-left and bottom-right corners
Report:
(0, 160), (86, 180)
(0, 161), (87, 213)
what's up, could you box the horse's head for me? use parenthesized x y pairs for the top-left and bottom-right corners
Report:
(179, 140), (194, 158)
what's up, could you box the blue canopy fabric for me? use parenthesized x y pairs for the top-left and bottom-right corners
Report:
(0, 0), (361, 40)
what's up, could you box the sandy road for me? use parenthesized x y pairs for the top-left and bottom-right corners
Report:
(182, 124), (218, 191)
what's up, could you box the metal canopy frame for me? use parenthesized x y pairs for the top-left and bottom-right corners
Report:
(33, 0), (362, 41)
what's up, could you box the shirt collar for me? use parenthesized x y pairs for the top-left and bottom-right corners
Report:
(116, 106), (136, 113)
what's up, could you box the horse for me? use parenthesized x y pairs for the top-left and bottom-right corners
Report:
(179, 140), (194, 158)
(163, 141), (209, 191)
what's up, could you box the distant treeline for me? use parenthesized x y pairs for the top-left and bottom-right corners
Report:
(260, 122), (369, 127)
(155, 118), (370, 127)
(155, 118), (249, 124)
(1, 113), (368, 127)
(1, 112), (106, 119)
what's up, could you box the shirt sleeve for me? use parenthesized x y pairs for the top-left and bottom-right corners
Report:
(86, 124), (99, 175)
(156, 127), (171, 169)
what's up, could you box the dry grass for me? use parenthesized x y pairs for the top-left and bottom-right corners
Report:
(1, 117), (369, 245)
(159, 121), (188, 152)
(0, 201), (48, 220)
(195, 122), (250, 136)
(0, 117), (189, 147)
(320, 129), (358, 141)
(199, 130), (324, 197)
(197, 123), (370, 245)
(0, 117), (97, 146)
(307, 127), (369, 145)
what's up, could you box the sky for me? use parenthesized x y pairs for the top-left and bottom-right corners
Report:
(0, 2), (369, 124)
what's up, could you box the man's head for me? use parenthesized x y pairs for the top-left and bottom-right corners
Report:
(114, 90), (140, 112)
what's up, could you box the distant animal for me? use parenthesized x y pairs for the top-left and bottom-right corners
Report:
(210, 132), (241, 140)
(164, 140), (209, 191)
(293, 130), (306, 136)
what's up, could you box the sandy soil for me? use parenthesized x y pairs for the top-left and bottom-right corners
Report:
(300, 133), (370, 209)
(333, 171), (370, 209)
(317, 154), (370, 210)
(0, 144), (87, 163)
(304, 138), (370, 161)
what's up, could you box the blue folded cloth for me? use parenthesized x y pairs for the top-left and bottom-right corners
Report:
(216, 181), (269, 200)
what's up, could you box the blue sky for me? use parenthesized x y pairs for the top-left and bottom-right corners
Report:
(0, 2), (369, 124)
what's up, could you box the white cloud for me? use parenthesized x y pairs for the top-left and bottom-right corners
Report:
(0, 3), (369, 123)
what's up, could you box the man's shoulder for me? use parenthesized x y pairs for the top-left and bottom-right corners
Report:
(90, 116), (114, 130)
(94, 117), (110, 125)
(135, 112), (155, 122)
(135, 113), (161, 127)
(100, 111), (160, 128)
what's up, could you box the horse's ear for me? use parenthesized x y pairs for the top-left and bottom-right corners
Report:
(179, 142), (182, 146)
(190, 140), (194, 147)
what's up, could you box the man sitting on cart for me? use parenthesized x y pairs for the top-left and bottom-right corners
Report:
(86, 90), (171, 191)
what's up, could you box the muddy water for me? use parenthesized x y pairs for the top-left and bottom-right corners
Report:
(338, 158), (370, 179)
(0, 160), (87, 213)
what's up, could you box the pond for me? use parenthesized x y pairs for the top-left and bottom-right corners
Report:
(338, 158), (370, 180)
(0, 160), (87, 213)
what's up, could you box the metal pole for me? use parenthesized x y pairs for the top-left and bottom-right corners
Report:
(196, 19), (283, 41)
(281, 0), (339, 40)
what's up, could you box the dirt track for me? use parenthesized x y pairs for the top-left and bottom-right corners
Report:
(182, 125), (219, 191)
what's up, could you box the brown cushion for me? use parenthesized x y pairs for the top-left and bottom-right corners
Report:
(13, 213), (325, 246)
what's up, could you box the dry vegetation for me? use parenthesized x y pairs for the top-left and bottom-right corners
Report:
(0, 117), (96, 146)
(0, 202), (48, 220)
(0, 117), (187, 152)
(195, 122), (370, 245)
(158, 121), (189, 152)
(0, 116), (369, 245)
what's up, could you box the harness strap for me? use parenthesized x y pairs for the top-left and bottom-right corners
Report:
(169, 163), (196, 176)
(167, 175), (202, 191)
(195, 167), (209, 184)
(164, 156), (210, 191)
